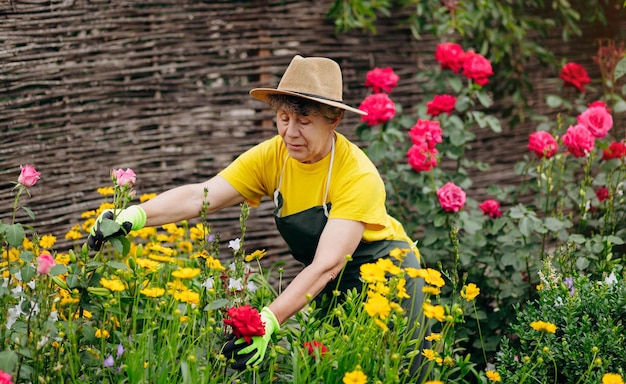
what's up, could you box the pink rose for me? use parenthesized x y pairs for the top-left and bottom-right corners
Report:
(528, 131), (558, 158)
(409, 119), (442, 149)
(0, 370), (14, 384)
(588, 100), (611, 113)
(426, 94), (457, 117)
(36, 253), (56, 275)
(602, 141), (626, 161)
(560, 62), (590, 93)
(595, 187), (609, 203)
(112, 168), (136, 187)
(359, 93), (396, 126)
(407, 143), (439, 172)
(18, 165), (41, 187)
(462, 51), (493, 86)
(576, 106), (613, 138)
(479, 199), (502, 218)
(562, 124), (595, 158)
(437, 182), (466, 212)
(434, 42), (466, 73)
(364, 67), (399, 93)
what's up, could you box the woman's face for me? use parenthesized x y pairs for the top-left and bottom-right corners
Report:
(276, 108), (339, 164)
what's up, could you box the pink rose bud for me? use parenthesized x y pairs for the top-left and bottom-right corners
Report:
(36, 253), (56, 275)
(112, 168), (137, 187)
(18, 165), (41, 187)
(437, 182), (466, 212)
(528, 131), (558, 158)
(479, 199), (503, 218)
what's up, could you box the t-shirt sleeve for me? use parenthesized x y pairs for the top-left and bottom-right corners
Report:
(218, 138), (278, 207)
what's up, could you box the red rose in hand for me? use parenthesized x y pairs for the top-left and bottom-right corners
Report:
(462, 51), (493, 86)
(365, 67), (400, 93)
(224, 305), (266, 343)
(407, 143), (439, 172)
(602, 141), (626, 161)
(562, 124), (595, 158)
(434, 42), (466, 73)
(426, 94), (457, 117)
(576, 106), (613, 138)
(409, 119), (442, 149)
(479, 199), (503, 219)
(437, 182), (466, 212)
(528, 131), (558, 158)
(560, 62), (590, 93)
(359, 93), (396, 126)
(18, 165), (41, 188)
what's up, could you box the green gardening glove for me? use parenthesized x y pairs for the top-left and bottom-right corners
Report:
(223, 307), (280, 370)
(88, 205), (147, 251)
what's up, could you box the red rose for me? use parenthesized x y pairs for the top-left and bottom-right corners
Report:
(595, 187), (610, 203)
(479, 199), (503, 219)
(359, 93), (396, 126)
(426, 94), (457, 117)
(602, 141), (626, 161)
(462, 51), (493, 86)
(409, 119), (442, 149)
(576, 106), (613, 138)
(560, 62), (591, 93)
(437, 182), (466, 212)
(528, 131), (558, 158)
(407, 143), (439, 172)
(562, 124), (595, 158)
(365, 67), (400, 93)
(434, 42), (466, 73)
(303, 340), (328, 357)
(223, 305), (265, 343)
(18, 164), (41, 187)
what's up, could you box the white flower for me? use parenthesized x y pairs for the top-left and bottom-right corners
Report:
(247, 281), (257, 293)
(605, 272), (617, 286)
(228, 238), (241, 251)
(36, 336), (49, 349)
(202, 277), (214, 290)
(228, 278), (243, 291)
(48, 311), (58, 322)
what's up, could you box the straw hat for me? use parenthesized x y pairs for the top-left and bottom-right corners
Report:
(250, 55), (366, 115)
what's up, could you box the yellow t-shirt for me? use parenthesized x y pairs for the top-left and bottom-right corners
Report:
(218, 132), (415, 247)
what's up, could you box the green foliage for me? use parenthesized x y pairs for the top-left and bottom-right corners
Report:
(497, 265), (626, 383)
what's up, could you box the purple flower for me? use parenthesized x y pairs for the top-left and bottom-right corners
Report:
(564, 277), (575, 296)
(116, 344), (124, 358)
(104, 354), (115, 368)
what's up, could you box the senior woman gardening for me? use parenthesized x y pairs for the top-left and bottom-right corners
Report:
(88, 55), (428, 377)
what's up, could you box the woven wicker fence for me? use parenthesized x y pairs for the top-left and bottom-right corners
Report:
(1, 0), (622, 282)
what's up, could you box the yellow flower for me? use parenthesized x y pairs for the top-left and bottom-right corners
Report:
(364, 292), (391, 320)
(81, 210), (96, 218)
(422, 286), (441, 295)
(486, 370), (501, 382)
(422, 348), (439, 361)
(396, 278), (410, 299)
(343, 368), (367, 384)
(136, 258), (160, 272)
(58, 289), (79, 305)
(55, 253), (71, 266)
(178, 241), (193, 253)
(602, 373), (625, 384)
(173, 289), (200, 305)
(135, 227), (157, 240)
(423, 303), (446, 322)
(82, 218), (95, 234)
(374, 318), (388, 332)
(530, 320), (557, 334)
(360, 263), (386, 283)
(189, 223), (209, 241)
(100, 278), (125, 292)
(140, 193), (157, 202)
(171, 267), (201, 279)
(97, 187), (114, 195)
(245, 249), (267, 262)
(22, 237), (34, 250)
(64, 228), (82, 240)
(140, 287), (165, 298)
(95, 328), (110, 339)
(39, 234), (57, 249)
(425, 333), (442, 342)
(375, 258), (402, 275)
(461, 283), (480, 301)
(389, 247), (409, 262)
(425, 381), (444, 384)
(368, 282), (390, 296)
(167, 280), (188, 292)
(205, 255), (225, 271)
(406, 267), (445, 287)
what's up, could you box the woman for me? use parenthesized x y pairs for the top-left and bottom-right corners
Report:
(88, 55), (426, 374)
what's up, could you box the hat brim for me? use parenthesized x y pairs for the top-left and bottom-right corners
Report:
(250, 88), (367, 116)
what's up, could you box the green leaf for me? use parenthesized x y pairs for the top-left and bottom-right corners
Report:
(19, 250), (34, 263)
(615, 57), (626, 81)
(475, 90), (492, 108)
(0, 350), (18, 372)
(21, 206), (35, 220)
(108, 261), (129, 271)
(518, 217), (535, 237)
(485, 115), (502, 133)
(205, 299), (230, 311)
(66, 274), (80, 289)
(546, 94), (563, 108)
(99, 219), (121, 238)
(575, 256), (589, 270)
(367, 141), (388, 162)
(21, 264), (36, 283)
(49, 264), (68, 276)
(5, 223), (25, 247)
(544, 217), (564, 231)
